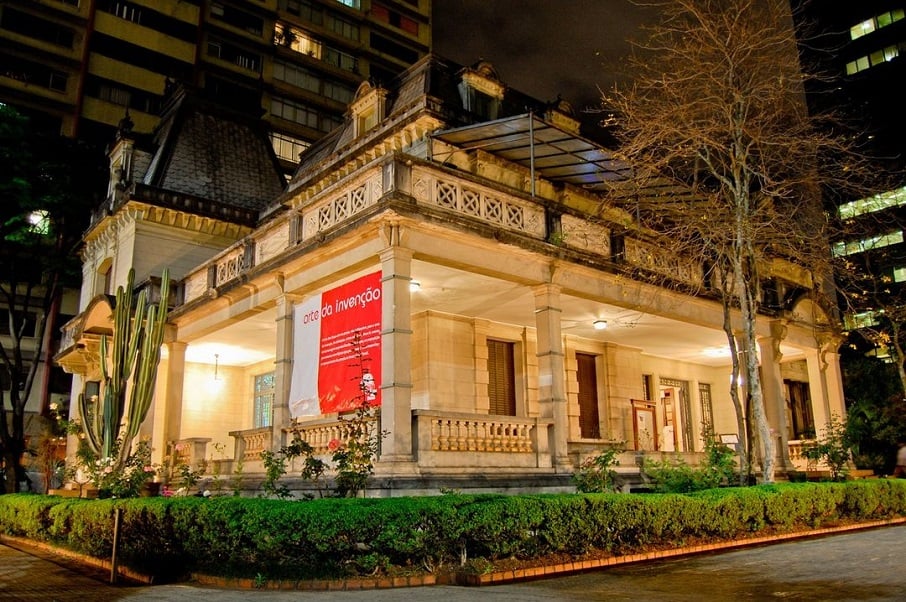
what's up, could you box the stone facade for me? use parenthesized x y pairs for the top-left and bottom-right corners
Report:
(56, 56), (844, 494)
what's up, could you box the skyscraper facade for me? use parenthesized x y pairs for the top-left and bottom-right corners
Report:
(0, 0), (430, 169)
(793, 2), (906, 348)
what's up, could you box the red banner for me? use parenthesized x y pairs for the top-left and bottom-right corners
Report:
(289, 272), (382, 417)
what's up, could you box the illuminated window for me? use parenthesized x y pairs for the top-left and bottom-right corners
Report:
(254, 372), (275, 428)
(844, 310), (882, 330)
(850, 9), (904, 40)
(846, 42), (905, 74)
(832, 231), (904, 257)
(838, 186), (906, 219)
(894, 267), (906, 283)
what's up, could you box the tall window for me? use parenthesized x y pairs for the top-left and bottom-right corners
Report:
(576, 353), (601, 439)
(487, 339), (515, 416)
(254, 372), (275, 428)
(698, 382), (713, 436)
(785, 380), (814, 440)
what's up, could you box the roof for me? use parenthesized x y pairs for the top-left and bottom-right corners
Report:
(142, 88), (286, 211)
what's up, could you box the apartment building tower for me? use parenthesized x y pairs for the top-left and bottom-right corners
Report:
(0, 0), (430, 170)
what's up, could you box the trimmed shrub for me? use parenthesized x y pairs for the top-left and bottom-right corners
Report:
(1, 480), (904, 582)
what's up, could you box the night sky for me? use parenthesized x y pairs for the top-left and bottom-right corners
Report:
(432, 0), (655, 113)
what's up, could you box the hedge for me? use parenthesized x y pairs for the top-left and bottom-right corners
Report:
(1, 480), (905, 582)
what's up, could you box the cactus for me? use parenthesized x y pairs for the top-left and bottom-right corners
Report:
(78, 267), (170, 472)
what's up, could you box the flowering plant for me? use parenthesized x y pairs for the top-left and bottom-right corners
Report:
(73, 437), (157, 498)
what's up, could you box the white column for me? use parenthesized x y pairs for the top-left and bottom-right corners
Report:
(377, 245), (416, 468)
(806, 336), (846, 427)
(153, 335), (186, 466)
(271, 292), (297, 448)
(758, 324), (793, 471)
(533, 283), (571, 470)
(805, 348), (832, 429)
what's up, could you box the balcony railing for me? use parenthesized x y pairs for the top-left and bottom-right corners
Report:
(178, 156), (711, 306)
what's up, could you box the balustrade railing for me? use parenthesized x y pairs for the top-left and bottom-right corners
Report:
(229, 427), (271, 463)
(413, 410), (548, 456)
(623, 237), (704, 287)
(286, 416), (377, 455)
(411, 168), (546, 238)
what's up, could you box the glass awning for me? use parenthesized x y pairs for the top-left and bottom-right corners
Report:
(432, 113), (632, 193)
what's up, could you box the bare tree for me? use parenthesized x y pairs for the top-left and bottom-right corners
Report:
(601, 0), (861, 483)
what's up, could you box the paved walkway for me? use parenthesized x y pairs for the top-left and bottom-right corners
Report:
(2, 524), (905, 601)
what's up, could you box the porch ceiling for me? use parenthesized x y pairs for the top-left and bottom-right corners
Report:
(182, 261), (805, 369)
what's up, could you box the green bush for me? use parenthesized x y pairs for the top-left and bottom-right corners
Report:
(573, 446), (623, 493)
(642, 438), (737, 493)
(1, 480), (904, 582)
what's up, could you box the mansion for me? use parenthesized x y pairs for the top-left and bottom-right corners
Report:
(56, 55), (844, 494)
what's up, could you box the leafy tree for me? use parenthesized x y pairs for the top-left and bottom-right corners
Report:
(0, 104), (103, 492)
(602, 0), (864, 483)
(840, 346), (906, 474)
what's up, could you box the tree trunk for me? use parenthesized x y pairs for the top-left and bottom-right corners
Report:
(737, 266), (775, 483)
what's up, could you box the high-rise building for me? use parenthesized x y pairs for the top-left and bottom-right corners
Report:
(0, 0), (431, 170)
(792, 2), (906, 354)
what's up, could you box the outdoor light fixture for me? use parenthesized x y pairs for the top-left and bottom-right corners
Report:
(593, 320), (608, 330)
(409, 280), (421, 292)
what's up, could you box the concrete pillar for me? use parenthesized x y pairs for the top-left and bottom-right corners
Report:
(152, 336), (186, 466)
(758, 324), (793, 471)
(532, 283), (571, 470)
(805, 348), (832, 429)
(805, 336), (846, 429)
(272, 292), (297, 448)
(377, 245), (416, 468)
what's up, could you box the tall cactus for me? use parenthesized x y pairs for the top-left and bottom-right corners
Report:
(79, 267), (170, 471)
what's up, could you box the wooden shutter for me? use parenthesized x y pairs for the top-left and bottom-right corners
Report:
(576, 353), (601, 439)
(487, 339), (516, 416)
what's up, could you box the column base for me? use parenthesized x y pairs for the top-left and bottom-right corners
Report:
(374, 456), (419, 476)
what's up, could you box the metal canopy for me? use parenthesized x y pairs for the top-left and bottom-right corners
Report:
(433, 113), (632, 193)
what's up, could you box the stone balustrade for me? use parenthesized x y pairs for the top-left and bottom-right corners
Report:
(413, 410), (554, 469)
(787, 439), (821, 471)
(287, 415), (377, 455)
(412, 167), (546, 238)
(174, 156), (716, 307)
(228, 427), (272, 463)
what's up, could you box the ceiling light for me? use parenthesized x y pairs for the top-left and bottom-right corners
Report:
(593, 320), (608, 330)
(409, 280), (421, 292)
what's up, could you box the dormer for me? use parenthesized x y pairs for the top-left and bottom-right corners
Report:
(350, 80), (389, 137)
(545, 97), (581, 135)
(458, 60), (505, 120)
